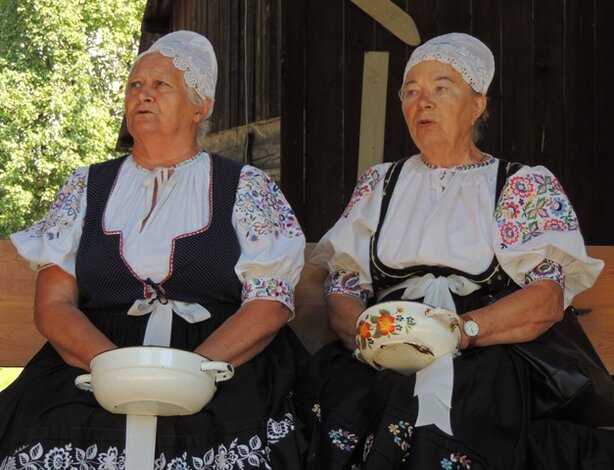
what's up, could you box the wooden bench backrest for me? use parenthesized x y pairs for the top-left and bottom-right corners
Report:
(1, 240), (612, 373)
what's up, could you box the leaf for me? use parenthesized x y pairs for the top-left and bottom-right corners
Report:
(203, 449), (214, 465)
(247, 455), (261, 466)
(249, 435), (263, 450)
(86, 445), (97, 459)
(30, 443), (43, 460)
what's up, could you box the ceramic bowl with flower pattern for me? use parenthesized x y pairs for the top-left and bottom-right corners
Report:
(354, 301), (461, 375)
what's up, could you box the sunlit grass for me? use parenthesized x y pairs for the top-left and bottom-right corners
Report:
(0, 368), (22, 391)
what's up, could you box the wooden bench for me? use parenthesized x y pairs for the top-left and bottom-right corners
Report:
(1, 240), (613, 374)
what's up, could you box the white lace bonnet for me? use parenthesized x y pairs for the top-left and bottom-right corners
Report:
(134, 30), (217, 116)
(404, 32), (495, 95)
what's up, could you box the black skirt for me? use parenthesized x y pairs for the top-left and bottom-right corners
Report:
(294, 340), (614, 470)
(0, 304), (310, 469)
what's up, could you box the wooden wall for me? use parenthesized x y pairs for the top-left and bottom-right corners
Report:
(281, 0), (614, 244)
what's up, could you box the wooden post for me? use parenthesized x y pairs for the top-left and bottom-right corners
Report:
(357, 52), (389, 177)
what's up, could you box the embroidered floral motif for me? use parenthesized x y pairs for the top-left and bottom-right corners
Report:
(342, 167), (381, 218)
(0, 418), (297, 470)
(311, 403), (322, 421)
(525, 259), (565, 290)
(267, 413), (295, 444)
(440, 452), (472, 469)
(0, 444), (124, 470)
(328, 429), (360, 452)
(235, 168), (303, 242)
(388, 420), (413, 462)
(495, 172), (578, 248)
(23, 169), (87, 241)
(362, 433), (374, 462)
(421, 156), (495, 171)
(357, 305), (416, 351)
(325, 270), (369, 304)
(242, 277), (294, 311)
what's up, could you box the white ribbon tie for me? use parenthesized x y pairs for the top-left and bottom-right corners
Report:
(401, 273), (481, 312)
(127, 299), (211, 346)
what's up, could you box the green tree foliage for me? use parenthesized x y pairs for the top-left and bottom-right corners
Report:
(0, 0), (145, 236)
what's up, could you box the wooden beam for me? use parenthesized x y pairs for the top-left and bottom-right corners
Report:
(350, 0), (421, 46)
(357, 52), (389, 177)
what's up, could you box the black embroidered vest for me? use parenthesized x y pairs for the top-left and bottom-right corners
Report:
(76, 154), (244, 309)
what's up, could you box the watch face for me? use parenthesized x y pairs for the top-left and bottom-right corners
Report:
(464, 320), (479, 337)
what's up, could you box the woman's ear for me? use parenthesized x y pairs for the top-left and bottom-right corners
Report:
(473, 94), (488, 123)
(194, 97), (213, 123)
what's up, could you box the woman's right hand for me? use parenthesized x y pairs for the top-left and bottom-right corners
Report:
(325, 294), (367, 350)
(35, 265), (116, 371)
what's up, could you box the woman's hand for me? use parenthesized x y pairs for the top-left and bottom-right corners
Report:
(326, 294), (367, 350)
(459, 279), (564, 350)
(194, 299), (292, 367)
(35, 265), (116, 371)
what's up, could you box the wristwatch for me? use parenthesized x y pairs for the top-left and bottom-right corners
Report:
(462, 314), (479, 348)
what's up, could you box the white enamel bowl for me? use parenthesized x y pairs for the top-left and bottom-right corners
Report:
(75, 346), (234, 416)
(354, 301), (461, 375)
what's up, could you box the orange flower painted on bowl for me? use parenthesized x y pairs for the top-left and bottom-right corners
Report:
(358, 321), (371, 339)
(376, 311), (395, 336)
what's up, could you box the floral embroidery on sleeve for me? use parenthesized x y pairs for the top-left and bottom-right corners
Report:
(342, 167), (382, 218)
(242, 277), (295, 311)
(23, 169), (87, 240)
(524, 258), (565, 290)
(325, 270), (369, 304)
(235, 167), (303, 242)
(495, 172), (578, 248)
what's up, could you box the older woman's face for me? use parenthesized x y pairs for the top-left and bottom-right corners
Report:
(125, 53), (207, 142)
(400, 60), (486, 153)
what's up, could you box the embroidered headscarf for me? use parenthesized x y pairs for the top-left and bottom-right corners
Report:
(404, 32), (495, 95)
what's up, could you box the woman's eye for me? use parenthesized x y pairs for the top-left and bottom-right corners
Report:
(155, 80), (168, 87)
(129, 81), (141, 89)
(435, 86), (447, 92)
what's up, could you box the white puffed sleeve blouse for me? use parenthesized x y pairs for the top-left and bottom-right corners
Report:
(10, 152), (305, 315)
(310, 155), (602, 310)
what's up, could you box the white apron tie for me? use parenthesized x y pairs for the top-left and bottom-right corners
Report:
(413, 352), (455, 436)
(398, 273), (481, 312)
(127, 299), (211, 346)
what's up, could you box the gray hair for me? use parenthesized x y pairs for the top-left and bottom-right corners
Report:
(472, 90), (489, 143)
(187, 86), (211, 150)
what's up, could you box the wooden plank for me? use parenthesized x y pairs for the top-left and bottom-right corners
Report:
(350, 0), (420, 46)
(575, 246), (614, 374)
(531, 0), (565, 177)
(302, 0), (345, 241)
(436, 0), (471, 34)
(205, 117), (280, 180)
(500, 0), (534, 164)
(357, 52), (389, 177)
(470, 0), (502, 156)
(342, 0), (376, 204)
(562, 0), (596, 242)
(375, 0), (415, 165)
(0, 241), (45, 366)
(592, 0), (614, 245)
(280, 0), (306, 229)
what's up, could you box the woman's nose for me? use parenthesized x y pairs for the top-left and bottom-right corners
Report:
(417, 91), (433, 109)
(137, 85), (154, 102)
